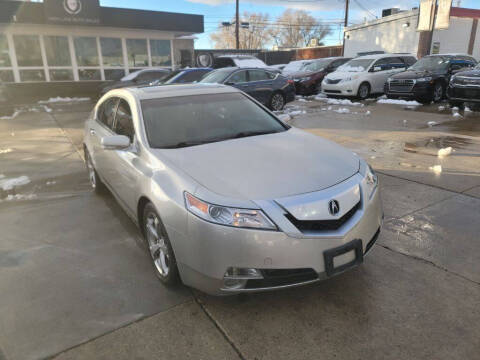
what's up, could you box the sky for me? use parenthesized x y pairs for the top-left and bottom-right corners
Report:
(101, 0), (480, 49)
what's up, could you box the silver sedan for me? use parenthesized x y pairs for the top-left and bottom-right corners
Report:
(83, 84), (383, 295)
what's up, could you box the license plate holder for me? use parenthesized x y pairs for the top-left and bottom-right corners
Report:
(324, 239), (363, 277)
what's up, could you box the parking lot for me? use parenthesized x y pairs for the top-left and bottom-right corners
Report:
(1, 96), (479, 360)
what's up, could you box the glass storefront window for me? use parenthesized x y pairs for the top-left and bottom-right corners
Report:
(150, 40), (171, 67)
(14, 35), (43, 67)
(44, 36), (71, 66)
(0, 70), (14, 83)
(74, 37), (99, 66)
(104, 69), (125, 81)
(0, 34), (11, 67)
(101, 38), (123, 67)
(126, 39), (148, 67)
(78, 69), (101, 81)
(50, 69), (73, 81)
(20, 69), (45, 82)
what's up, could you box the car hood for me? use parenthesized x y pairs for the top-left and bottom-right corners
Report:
(390, 70), (442, 79)
(155, 128), (359, 200)
(455, 69), (480, 78)
(324, 71), (361, 80)
(289, 70), (315, 79)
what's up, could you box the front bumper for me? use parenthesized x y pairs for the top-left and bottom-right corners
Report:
(384, 82), (433, 99)
(447, 85), (480, 103)
(321, 81), (358, 97)
(294, 80), (316, 95)
(177, 174), (383, 295)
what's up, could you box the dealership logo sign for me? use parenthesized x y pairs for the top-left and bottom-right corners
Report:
(328, 200), (340, 216)
(63, 0), (82, 15)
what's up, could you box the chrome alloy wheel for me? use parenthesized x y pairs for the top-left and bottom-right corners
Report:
(433, 83), (443, 102)
(145, 212), (170, 277)
(271, 93), (285, 111)
(86, 155), (96, 189)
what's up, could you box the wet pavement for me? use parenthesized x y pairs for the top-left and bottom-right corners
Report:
(0, 97), (479, 360)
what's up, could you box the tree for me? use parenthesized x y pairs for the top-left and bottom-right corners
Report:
(270, 9), (331, 48)
(210, 12), (271, 49)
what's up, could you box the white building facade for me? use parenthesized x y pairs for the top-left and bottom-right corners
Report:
(344, 7), (480, 59)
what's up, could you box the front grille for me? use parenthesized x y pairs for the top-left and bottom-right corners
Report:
(326, 78), (341, 84)
(285, 201), (360, 233)
(245, 268), (318, 289)
(389, 79), (415, 92)
(324, 89), (341, 94)
(450, 87), (480, 99)
(453, 76), (480, 86)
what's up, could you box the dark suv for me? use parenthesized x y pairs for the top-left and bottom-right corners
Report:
(385, 54), (477, 104)
(288, 57), (352, 95)
(448, 63), (480, 108)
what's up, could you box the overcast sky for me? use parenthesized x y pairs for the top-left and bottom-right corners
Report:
(101, 0), (479, 49)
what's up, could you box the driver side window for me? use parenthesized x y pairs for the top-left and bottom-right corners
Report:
(114, 99), (134, 142)
(228, 70), (248, 84)
(372, 58), (389, 72)
(97, 97), (118, 130)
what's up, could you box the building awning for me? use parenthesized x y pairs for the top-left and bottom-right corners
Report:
(0, 1), (204, 34)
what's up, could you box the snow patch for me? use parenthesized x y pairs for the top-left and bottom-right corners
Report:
(0, 148), (13, 154)
(315, 97), (363, 106)
(438, 106), (445, 111)
(437, 147), (452, 158)
(43, 105), (53, 113)
(377, 98), (421, 106)
(427, 121), (438, 127)
(0, 110), (21, 120)
(365, 110), (371, 116)
(46, 181), (57, 186)
(38, 97), (90, 104)
(452, 112), (462, 118)
(429, 165), (442, 175)
(0, 176), (31, 191)
(334, 107), (350, 114)
(1, 194), (37, 202)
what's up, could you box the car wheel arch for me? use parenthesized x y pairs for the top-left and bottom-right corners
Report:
(137, 195), (152, 233)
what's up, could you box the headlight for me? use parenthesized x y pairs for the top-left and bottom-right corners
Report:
(417, 76), (432, 82)
(340, 77), (352, 83)
(365, 165), (378, 200)
(449, 75), (457, 84)
(184, 192), (277, 230)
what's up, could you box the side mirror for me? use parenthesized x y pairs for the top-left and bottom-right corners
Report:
(225, 81), (236, 86)
(101, 135), (130, 150)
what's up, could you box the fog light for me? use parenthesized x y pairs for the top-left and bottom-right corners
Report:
(224, 267), (263, 279)
(223, 278), (248, 290)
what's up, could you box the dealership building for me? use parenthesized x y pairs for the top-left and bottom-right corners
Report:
(0, 0), (203, 95)
(344, 7), (480, 59)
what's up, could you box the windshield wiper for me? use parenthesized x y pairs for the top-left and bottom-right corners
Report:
(161, 131), (277, 148)
(228, 130), (277, 140)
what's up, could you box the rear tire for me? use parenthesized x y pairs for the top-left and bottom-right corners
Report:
(269, 92), (285, 111)
(142, 203), (179, 286)
(85, 150), (107, 194)
(432, 82), (444, 103)
(357, 82), (370, 100)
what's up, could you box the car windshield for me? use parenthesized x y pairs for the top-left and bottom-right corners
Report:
(302, 59), (332, 72)
(158, 70), (182, 83)
(409, 56), (450, 71)
(338, 59), (374, 72)
(283, 61), (311, 73)
(199, 69), (232, 84)
(141, 92), (288, 148)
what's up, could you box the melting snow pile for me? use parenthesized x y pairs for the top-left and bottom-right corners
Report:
(38, 97), (90, 104)
(438, 106), (446, 111)
(427, 121), (438, 127)
(429, 165), (442, 174)
(0, 175), (31, 191)
(0, 110), (21, 120)
(288, 110), (306, 116)
(1, 194), (37, 202)
(437, 147), (452, 158)
(377, 99), (421, 106)
(334, 108), (350, 114)
(0, 148), (13, 154)
(315, 97), (363, 106)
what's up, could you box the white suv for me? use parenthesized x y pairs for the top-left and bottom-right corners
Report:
(322, 54), (417, 99)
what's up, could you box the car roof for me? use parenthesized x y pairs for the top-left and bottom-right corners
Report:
(217, 54), (257, 59)
(354, 53), (414, 60)
(123, 83), (240, 100)
(425, 53), (473, 57)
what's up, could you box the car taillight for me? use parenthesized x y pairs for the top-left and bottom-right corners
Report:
(287, 79), (294, 85)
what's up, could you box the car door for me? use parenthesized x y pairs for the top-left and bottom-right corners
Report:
(89, 97), (118, 183)
(247, 69), (275, 104)
(107, 98), (140, 212)
(225, 70), (251, 96)
(369, 58), (394, 93)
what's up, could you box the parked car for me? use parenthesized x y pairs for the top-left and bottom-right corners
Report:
(282, 59), (314, 76)
(150, 68), (212, 85)
(270, 64), (287, 71)
(386, 54), (477, 104)
(100, 68), (171, 96)
(212, 55), (280, 73)
(448, 62), (480, 109)
(289, 57), (352, 95)
(199, 67), (295, 111)
(322, 54), (417, 99)
(83, 84), (382, 295)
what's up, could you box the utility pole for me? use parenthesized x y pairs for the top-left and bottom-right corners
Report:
(342, 0), (349, 56)
(235, 0), (240, 49)
(426, 0), (438, 55)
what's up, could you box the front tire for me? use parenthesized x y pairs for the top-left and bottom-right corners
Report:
(85, 150), (106, 194)
(357, 82), (370, 100)
(142, 203), (179, 286)
(269, 92), (285, 111)
(433, 82), (444, 103)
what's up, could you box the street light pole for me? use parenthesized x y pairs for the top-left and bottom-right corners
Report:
(235, 0), (240, 49)
(342, 0), (349, 56)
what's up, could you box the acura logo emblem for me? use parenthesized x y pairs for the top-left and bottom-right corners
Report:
(328, 200), (340, 216)
(64, 0), (82, 15)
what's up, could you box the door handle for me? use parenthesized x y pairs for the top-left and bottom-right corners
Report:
(89, 129), (96, 135)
